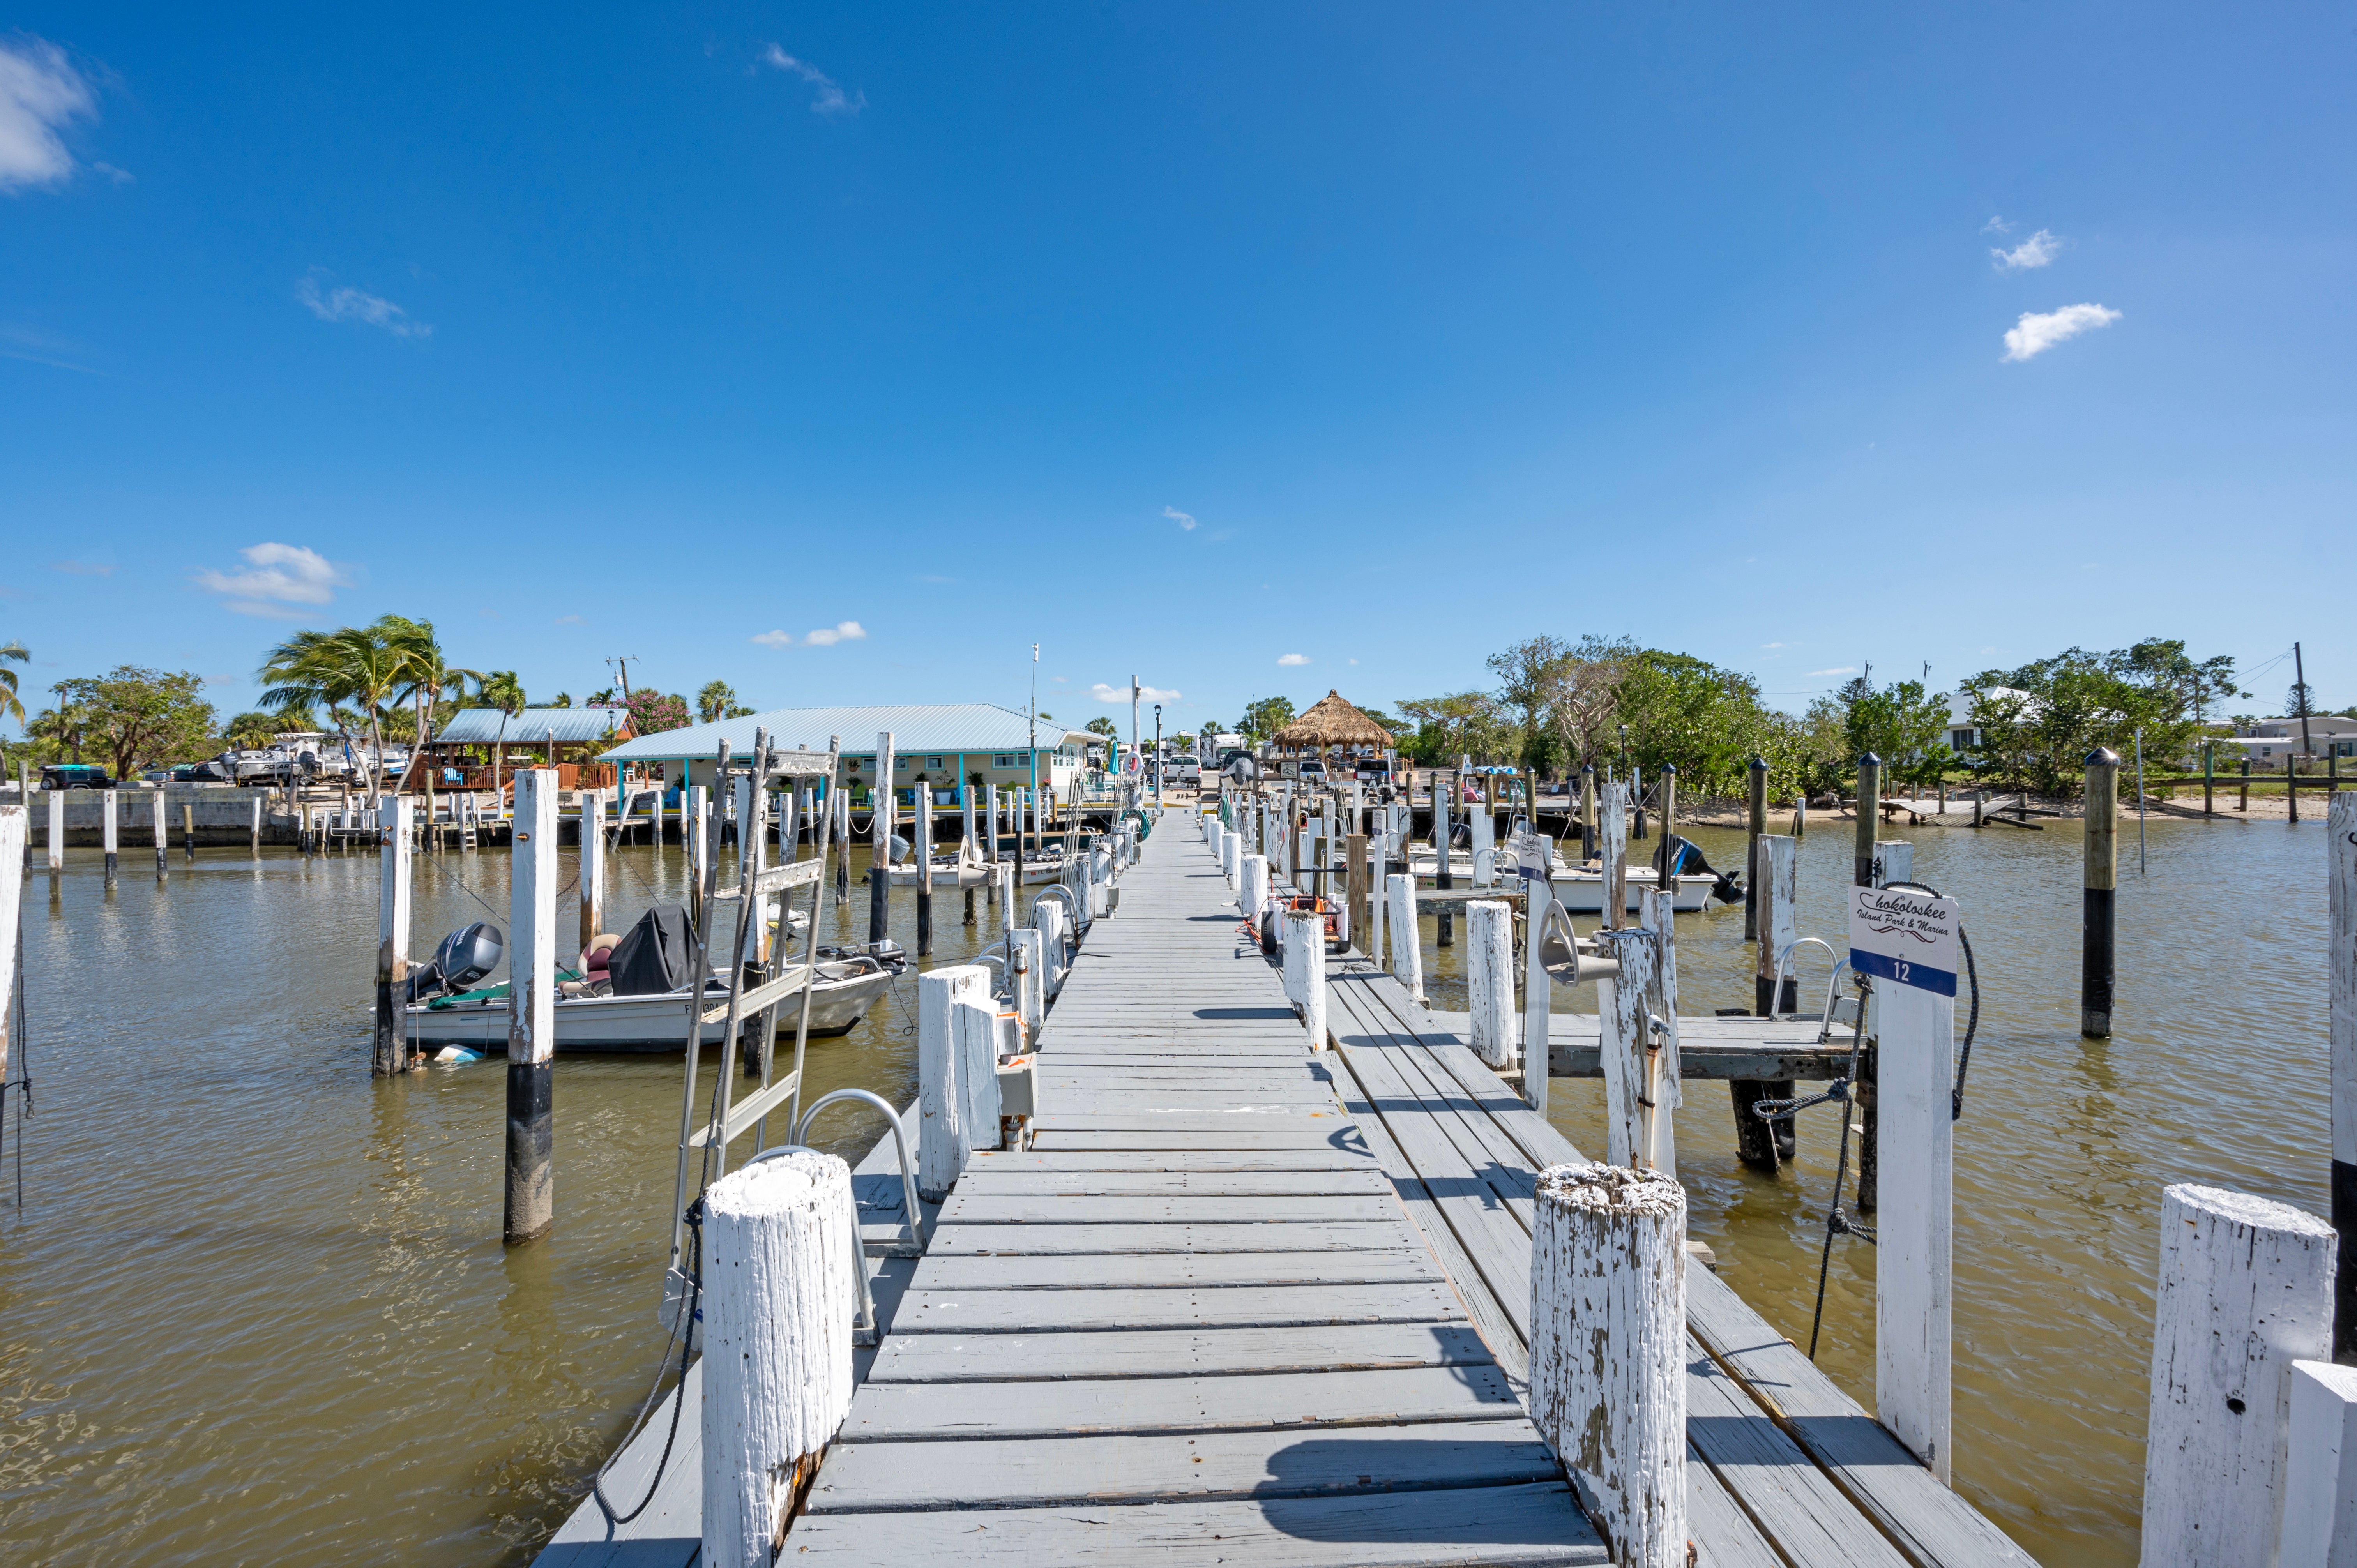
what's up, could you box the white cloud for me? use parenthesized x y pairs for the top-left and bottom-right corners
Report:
(1090, 682), (1181, 703)
(1981, 215), (2011, 235)
(194, 542), (349, 618)
(750, 629), (795, 648)
(0, 39), (95, 192)
(1762, 641), (1790, 650)
(1991, 228), (2062, 271)
(299, 275), (431, 338)
(2003, 303), (2121, 362)
(1347, 658), (1358, 666)
(1163, 506), (1197, 531)
(554, 614), (586, 625)
(760, 46), (864, 115)
(802, 620), (866, 646)
(1808, 667), (1856, 678)
(1277, 653), (1311, 667)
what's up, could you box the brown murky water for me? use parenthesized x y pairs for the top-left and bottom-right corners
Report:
(0, 809), (2336, 1564)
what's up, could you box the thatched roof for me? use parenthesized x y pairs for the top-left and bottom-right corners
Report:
(1272, 690), (1393, 749)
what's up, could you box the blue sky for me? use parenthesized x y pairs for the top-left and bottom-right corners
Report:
(4, 4), (2351, 739)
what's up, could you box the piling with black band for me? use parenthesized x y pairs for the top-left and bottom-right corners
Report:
(1852, 754), (1881, 1213)
(1744, 756), (1766, 943)
(2083, 747), (2118, 1038)
(505, 1058), (555, 1243)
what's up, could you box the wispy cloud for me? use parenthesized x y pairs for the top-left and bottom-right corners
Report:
(760, 46), (864, 115)
(298, 274), (431, 339)
(2003, 303), (2120, 362)
(1163, 506), (1197, 531)
(1277, 653), (1311, 667)
(554, 614), (586, 625)
(802, 620), (867, 646)
(751, 629), (794, 648)
(50, 558), (114, 576)
(0, 38), (96, 193)
(1808, 666), (1856, 678)
(1991, 228), (2062, 271)
(1981, 215), (2012, 235)
(1090, 682), (1181, 703)
(194, 542), (349, 618)
(1762, 641), (1790, 650)
(2, 321), (99, 373)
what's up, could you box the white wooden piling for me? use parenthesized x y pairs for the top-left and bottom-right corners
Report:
(1524, 881), (1554, 1116)
(1599, 779), (1628, 916)
(1386, 872), (1422, 1001)
(687, 784), (710, 931)
(2332, 791), (2357, 1360)
(1011, 926), (1044, 1038)
(700, 1148), (856, 1568)
(1599, 925), (1658, 1170)
(916, 780), (935, 955)
(1219, 828), (1240, 887)
(579, 789), (607, 952)
(102, 788), (118, 881)
(917, 964), (990, 1201)
(1876, 973), (1952, 1479)
(47, 787), (64, 873)
(1530, 1163), (1687, 1568)
(2139, 1183), (2336, 1566)
(1241, 853), (1269, 923)
(1467, 899), (1514, 1068)
(248, 793), (261, 857)
(954, 993), (1003, 1153)
(1634, 887), (1680, 1176)
(504, 770), (558, 1245)
(373, 795), (415, 1077)
(151, 788), (167, 876)
(2283, 1359), (2357, 1566)
(1470, 798), (1496, 886)
(1282, 906), (1326, 1050)
(870, 730), (894, 944)
(0, 807), (23, 1090)
(1368, 828), (1389, 971)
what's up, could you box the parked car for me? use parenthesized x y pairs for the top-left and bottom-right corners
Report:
(1171, 757), (1201, 786)
(41, 763), (113, 791)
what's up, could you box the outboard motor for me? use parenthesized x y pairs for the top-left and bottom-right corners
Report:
(403, 921), (505, 1003)
(1653, 835), (1744, 904)
(887, 833), (912, 865)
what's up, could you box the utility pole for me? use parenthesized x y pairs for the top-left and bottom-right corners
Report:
(606, 655), (641, 705)
(2296, 641), (2314, 761)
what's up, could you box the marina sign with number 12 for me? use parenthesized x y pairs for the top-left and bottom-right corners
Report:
(1848, 886), (1963, 996)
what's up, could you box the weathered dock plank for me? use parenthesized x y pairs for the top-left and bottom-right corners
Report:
(925, 1220), (1410, 1255)
(892, 1279), (1467, 1333)
(864, 1323), (1501, 1384)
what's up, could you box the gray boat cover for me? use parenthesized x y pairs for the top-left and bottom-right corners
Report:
(608, 905), (694, 996)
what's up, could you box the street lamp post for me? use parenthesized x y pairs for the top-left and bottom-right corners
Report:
(1154, 704), (1163, 809)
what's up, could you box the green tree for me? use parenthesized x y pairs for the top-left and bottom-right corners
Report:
(532, 692), (573, 709)
(1393, 691), (1512, 765)
(696, 680), (754, 722)
(1613, 651), (1775, 798)
(1836, 675), (1952, 790)
(1961, 639), (2232, 795)
(1085, 716), (1118, 738)
(223, 711), (281, 751)
(1238, 696), (1297, 742)
(380, 616), (481, 754)
(52, 667), (217, 778)
(259, 620), (411, 798)
(0, 640), (26, 727)
(479, 671), (526, 794)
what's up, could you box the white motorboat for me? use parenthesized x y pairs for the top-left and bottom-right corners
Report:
(400, 959), (898, 1050)
(393, 906), (902, 1051)
(1405, 849), (1722, 912)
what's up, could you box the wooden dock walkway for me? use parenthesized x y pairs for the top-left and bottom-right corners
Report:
(539, 814), (2032, 1567)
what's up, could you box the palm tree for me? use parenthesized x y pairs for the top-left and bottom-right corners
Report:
(480, 670), (525, 800)
(259, 623), (407, 803)
(380, 617), (481, 827)
(0, 641), (26, 728)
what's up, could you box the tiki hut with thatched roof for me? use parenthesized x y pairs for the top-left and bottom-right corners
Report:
(1270, 690), (1394, 765)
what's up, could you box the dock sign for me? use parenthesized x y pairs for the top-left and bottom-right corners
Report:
(1848, 886), (1962, 996)
(1511, 828), (1549, 883)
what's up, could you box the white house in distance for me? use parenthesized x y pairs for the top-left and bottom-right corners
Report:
(597, 702), (1095, 804)
(2232, 715), (2357, 767)
(1944, 688), (2039, 759)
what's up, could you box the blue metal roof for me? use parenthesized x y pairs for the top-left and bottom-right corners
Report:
(599, 703), (1093, 762)
(436, 707), (625, 745)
